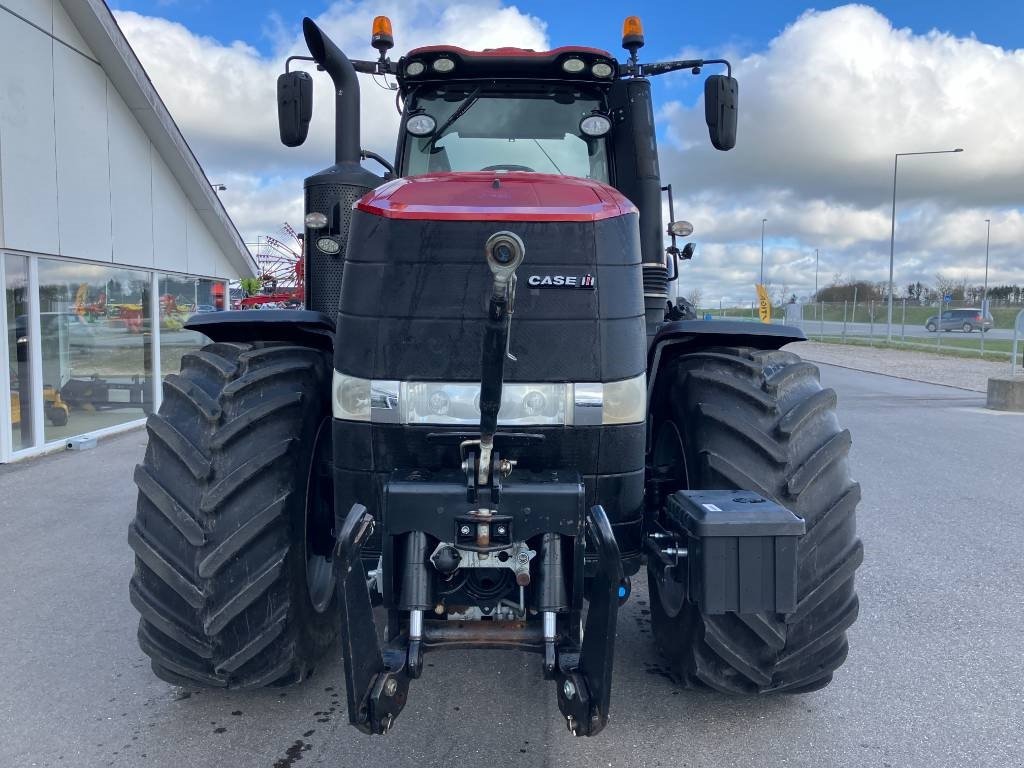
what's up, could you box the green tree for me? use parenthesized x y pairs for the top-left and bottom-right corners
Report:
(240, 277), (262, 297)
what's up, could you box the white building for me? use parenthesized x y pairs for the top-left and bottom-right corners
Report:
(1, 0), (257, 462)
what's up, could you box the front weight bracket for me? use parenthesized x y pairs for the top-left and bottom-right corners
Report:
(555, 504), (622, 737)
(334, 503), (410, 735)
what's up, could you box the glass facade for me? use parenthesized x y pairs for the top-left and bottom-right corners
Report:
(1, 254), (228, 460)
(4, 255), (32, 451)
(159, 274), (223, 375)
(37, 259), (153, 443)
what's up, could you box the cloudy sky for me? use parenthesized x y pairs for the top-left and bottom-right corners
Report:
(108, 1), (1024, 304)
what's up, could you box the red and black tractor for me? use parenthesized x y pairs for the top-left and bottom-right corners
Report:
(129, 15), (862, 737)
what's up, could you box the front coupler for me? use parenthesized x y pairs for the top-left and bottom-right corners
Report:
(333, 504), (409, 734)
(332, 474), (623, 736)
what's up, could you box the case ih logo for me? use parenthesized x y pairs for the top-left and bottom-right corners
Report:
(526, 274), (596, 290)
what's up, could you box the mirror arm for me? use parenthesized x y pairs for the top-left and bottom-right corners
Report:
(639, 57), (731, 78)
(285, 55), (316, 73)
(352, 59), (400, 76)
(700, 58), (732, 78)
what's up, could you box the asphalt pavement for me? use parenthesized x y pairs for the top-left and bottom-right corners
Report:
(1, 365), (1022, 768)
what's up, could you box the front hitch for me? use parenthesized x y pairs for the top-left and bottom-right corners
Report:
(333, 502), (622, 737)
(333, 503), (410, 734)
(555, 504), (623, 737)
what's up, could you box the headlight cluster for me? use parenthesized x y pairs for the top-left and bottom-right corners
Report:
(332, 372), (646, 426)
(404, 58), (455, 77)
(561, 57), (615, 78)
(404, 382), (569, 426)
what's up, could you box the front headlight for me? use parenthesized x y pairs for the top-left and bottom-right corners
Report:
(601, 374), (647, 425)
(402, 382), (570, 426)
(333, 371), (370, 421)
(333, 372), (646, 426)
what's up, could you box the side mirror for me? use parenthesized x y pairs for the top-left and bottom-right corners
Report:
(277, 71), (313, 147)
(680, 242), (695, 260)
(704, 74), (738, 151)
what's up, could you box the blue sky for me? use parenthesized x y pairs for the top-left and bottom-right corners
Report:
(110, 0), (1023, 57)
(109, 1), (1024, 302)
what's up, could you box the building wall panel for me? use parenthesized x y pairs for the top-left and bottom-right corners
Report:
(53, 1), (96, 60)
(186, 205), (226, 277)
(54, 44), (112, 262)
(0, 16), (59, 255)
(3, 0), (53, 32)
(151, 147), (188, 273)
(108, 86), (154, 268)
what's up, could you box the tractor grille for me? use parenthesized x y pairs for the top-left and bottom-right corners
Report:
(304, 182), (371, 315)
(641, 262), (668, 298)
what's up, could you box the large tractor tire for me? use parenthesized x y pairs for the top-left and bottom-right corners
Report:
(648, 347), (863, 694)
(128, 342), (339, 688)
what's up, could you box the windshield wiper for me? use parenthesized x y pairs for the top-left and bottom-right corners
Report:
(424, 86), (483, 151)
(532, 139), (564, 174)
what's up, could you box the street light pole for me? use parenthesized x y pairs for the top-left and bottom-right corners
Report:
(886, 148), (964, 342)
(814, 248), (820, 299)
(982, 218), (991, 355)
(760, 218), (767, 285)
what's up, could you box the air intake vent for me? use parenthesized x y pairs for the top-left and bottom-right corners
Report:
(304, 182), (372, 315)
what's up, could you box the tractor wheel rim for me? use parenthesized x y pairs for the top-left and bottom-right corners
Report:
(650, 420), (688, 617)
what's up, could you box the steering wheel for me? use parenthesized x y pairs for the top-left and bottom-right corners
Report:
(481, 164), (536, 172)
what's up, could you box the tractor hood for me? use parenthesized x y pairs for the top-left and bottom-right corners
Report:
(355, 172), (636, 222)
(335, 171), (644, 384)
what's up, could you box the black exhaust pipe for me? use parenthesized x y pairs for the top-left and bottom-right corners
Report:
(303, 17), (361, 165)
(299, 18), (382, 314)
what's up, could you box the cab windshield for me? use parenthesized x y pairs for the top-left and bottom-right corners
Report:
(402, 85), (610, 182)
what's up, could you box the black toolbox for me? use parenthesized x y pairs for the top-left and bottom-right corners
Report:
(666, 490), (805, 615)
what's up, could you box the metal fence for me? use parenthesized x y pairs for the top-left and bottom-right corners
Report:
(700, 300), (1024, 374)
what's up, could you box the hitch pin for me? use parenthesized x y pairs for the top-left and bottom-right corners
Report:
(504, 274), (518, 362)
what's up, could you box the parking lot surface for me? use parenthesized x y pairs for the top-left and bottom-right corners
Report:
(1, 365), (1021, 768)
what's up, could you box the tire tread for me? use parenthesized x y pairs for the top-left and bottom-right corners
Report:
(649, 346), (862, 694)
(128, 342), (336, 689)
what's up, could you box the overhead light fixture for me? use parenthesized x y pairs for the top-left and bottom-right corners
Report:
(580, 114), (612, 137)
(405, 113), (437, 136)
(304, 211), (328, 229)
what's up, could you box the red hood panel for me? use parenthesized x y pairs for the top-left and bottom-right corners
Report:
(355, 173), (637, 222)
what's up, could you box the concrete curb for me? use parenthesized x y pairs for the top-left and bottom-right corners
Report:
(986, 376), (1024, 411)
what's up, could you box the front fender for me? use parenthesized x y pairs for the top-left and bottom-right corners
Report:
(184, 309), (335, 352)
(646, 319), (806, 443)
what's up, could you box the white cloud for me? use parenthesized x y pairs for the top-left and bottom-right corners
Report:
(115, 3), (1023, 302)
(655, 5), (1024, 302)
(113, 1), (548, 233)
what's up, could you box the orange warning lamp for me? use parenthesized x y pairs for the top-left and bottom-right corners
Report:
(621, 16), (644, 55)
(371, 15), (394, 55)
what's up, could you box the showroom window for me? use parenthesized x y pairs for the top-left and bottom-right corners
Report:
(36, 258), (153, 443)
(4, 255), (33, 451)
(158, 274), (221, 375)
(2, 255), (228, 461)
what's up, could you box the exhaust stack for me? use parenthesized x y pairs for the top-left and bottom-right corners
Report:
(302, 17), (362, 165)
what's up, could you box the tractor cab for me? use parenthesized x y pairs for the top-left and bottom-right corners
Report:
(395, 46), (618, 181)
